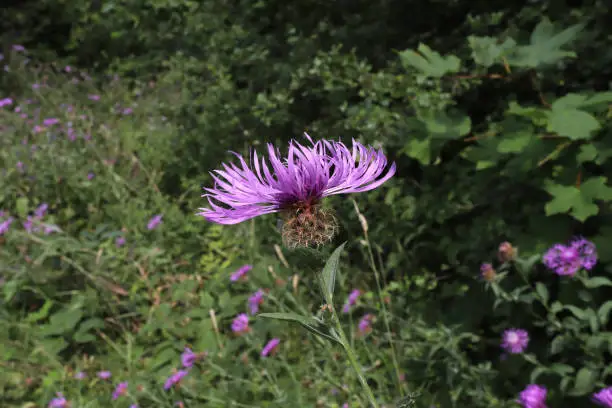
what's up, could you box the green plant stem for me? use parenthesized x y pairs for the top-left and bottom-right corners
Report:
(329, 305), (380, 408)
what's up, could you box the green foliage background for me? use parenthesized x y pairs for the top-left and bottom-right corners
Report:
(1, 0), (611, 407)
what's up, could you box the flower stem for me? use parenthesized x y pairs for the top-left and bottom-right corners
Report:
(330, 306), (380, 408)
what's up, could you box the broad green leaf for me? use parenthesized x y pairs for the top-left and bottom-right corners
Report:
(569, 367), (597, 396)
(42, 308), (84, 336)
(546, 108), (600, 140)
(549, 363), (575, 376)
(467, 36), (516, 68)
(258, 313), (341, 345)
(399, 43), (461, 77)
(319, 242), (346, 304)
(535, 283), (549, 305)
(402, 137), (431, 165)
(497, 131), (532, 153)
(577, 144), (598, 164)
(506, 18), (583, 68)
(544, 177), (612, 222)
(582, 277), (612, 289)
(422, 110), (471, 140)
(16, 197), (29, 218)
(597, 301), (612, 326)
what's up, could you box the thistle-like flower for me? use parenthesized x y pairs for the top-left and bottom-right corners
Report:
(197, 134), (396, 248)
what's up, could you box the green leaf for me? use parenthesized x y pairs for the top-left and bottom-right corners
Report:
(467, 36), (516, 68)
(549, 363), (575, 376)
(402, 137), (431, 165)
(25, 300), (54, 323)
(577, 144), (598, 164)
(496, 131), (532, 153)
(16, 197), (29, 218)
(535, 283), (549, 305)
(258, 313), (341, 345)
(319, 242), (346, 304)
(544, 177), (612, 222)
(546, 108), (600, 140)
(399, 43), (461, 77)
(569, 367), (597, 396)
(42, 307), (84, 336)
(422, 110), (471, 140)
(582, 277), (612, 289)
(597, 301), (612, 326)
(506, 18), (584, 68)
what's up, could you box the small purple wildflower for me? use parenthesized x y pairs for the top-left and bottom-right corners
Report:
(12, 45), (25, 52)
(480, 263), (496, 281)
(116, 236), (126, 247)
(231, 313), (250, 334)
(130, 405), (139, 408)
(97, 370), (112, 379)
(48, 392), (68, 408)
(248, 289), (265, 314)
(230, 264), (252, 282)
(147, 214), (163, 230)
(16, 161), (24, 172)
(87, 172), (94, 180)
(74, 371), (86, 380)
(43, 118), (60, 126)
(261, 338), (280, 357)
(164, 370), (188, 390)
(35, 203), (48, 218)
(543, 237), (597, 276)
(181, 348), (197, 368)
(64, 66), (72, 72)
(123, 107), (133, 115)
(517, 384), (547, 408)
(198, 134), (396, 247)
(501, 329), (529, 354)
(342, 289), (361, 313)
(0, 97), (12, 107)
(358, 314), (374, 336)
(0, 215), (13, 235)
(88, 94), (100, 101)
(112, 382), (128, 400)
(593, 387), (612, 407)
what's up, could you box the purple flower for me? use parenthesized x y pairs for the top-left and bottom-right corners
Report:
(48, 392), (68, 408)
(17, 161), (24, 172)
(480, 263), (496, 281)
(181, 348), (197, 368)
(147, 214), (163, 230)
(87, 172), (94, 180)
(130, 405), (139, 408)
(115, 236), (126, 247)
(593, 387), (612, 407)
(97, 370), (112, 379)
(112, 381), (128, 400)
(248, 289), (265, 314)
(12, 44), (25, 52)
(64, 66), (72, 72)
(230, 264), (252, 282)
(43, 118), (60, 126)
(164, 370), (188, 390)
(0, 97), (12, 107)
(543, 237), (597, 276)
(197, 134), (396, 229)
(358, 314), (374, 335)
(342, 289), (361, 313)
(0, 215), (13, 235)
(501, 329), (529, 354)
(261, 338), (280, 357)
(517, 384), (547, 408)
(123, 108), (133, 115)
(35, 203), (48, 218)
(231, 313), (250, 334)
(74, 371), (86, 380)
(88, 94), (100, 101)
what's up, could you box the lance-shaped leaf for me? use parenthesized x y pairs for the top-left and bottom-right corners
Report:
(258, 312), (341, 345)
(319, 242), (346, 304)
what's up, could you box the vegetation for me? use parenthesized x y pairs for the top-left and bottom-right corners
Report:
(1, 0), (611, 407)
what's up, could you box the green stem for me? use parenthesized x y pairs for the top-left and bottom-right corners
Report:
(330, 305), (380, 408)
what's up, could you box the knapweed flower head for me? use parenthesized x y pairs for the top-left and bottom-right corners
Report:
(164, 370), (189, 390)
(501, 328), (529, 354)
(593, 387), (612, 407)
(112, 381), (128, 400)
(230, 264), (252, 282)
(358, 313), (374, 336)
(248, 289), (265, 314)
(181, 347), (198, 368)
(115, 236), (126, 247)
(0, 97), (12, 107)
(498, 241), (516, 262)
(198, 133), (396, 248)
(74, 371), (86, 380)
(261, 338), (280, 357)
(232, 313), (250, 334)
(97, 370), (112, 379)
(342, 289), (361, 313)
(480, 263), (496, 282)
(147, 214), (163, 230)
(48, 392), (68, 408)
(517, 384), (547, 408)
(0, 213), (14, 235)
(543, 237), (597, 276)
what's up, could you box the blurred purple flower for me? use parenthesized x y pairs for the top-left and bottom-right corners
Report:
(593, 387), (612, 407)
(87, 172), (94, 180)
(543, 237), (597, 276)
(261, 338), (280, 357)
(248, 289), (265, 314)
(16, 161), (24, 172)
(231, 313), (250, 334)
(112, 381), (128, 400)
(147, 214), (163, 230)
(164, 370), (188, 390)
(0, 97), (12, 107)
(43, 118), (60, 126)
(48, 392), (68, 408)
(12, 45), (25, 52)
(0, 215), (13, 235)
(501, 329), (529, 354)
(480, 263), (496, 281)
(197, 133), (396, 225)
(130, 405), (138, 408)
(517, 384), (547, 408)
(230, 264), (252, 282)
(358, 314), (374, 335)
(116, 236), (126, 247)
(74, 371), (86, 380)
(123, 108), (133, 115)
(97, 370), (111, 379)
(35, 203), (48, 218)
(181, 347), (197, 368)
(342, 289), (361, 313)
(88, 94), (100, 101)
(64, 66), (72, 72)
